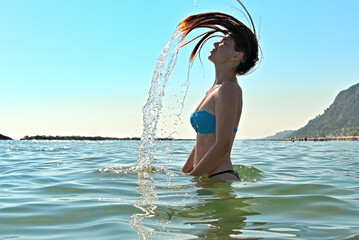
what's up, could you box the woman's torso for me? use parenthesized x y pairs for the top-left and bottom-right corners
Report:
(193, 82), (242, 177)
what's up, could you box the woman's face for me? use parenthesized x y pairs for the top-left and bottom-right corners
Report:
(208, 35), (237, 64)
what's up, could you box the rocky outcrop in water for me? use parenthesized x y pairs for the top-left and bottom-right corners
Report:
(0, 134), (12, 140)
(20, 135), (140, 141)
(20, 135), (176, 141)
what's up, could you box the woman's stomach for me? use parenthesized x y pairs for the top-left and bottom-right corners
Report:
(193, 133), (234, 176)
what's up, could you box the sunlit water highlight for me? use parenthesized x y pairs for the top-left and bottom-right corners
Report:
(1, 140), (358, 239)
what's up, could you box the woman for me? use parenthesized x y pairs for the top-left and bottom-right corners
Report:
(179, 4), (260, 180)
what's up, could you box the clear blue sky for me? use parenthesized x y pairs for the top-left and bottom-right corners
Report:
(1, 0), (358, 139)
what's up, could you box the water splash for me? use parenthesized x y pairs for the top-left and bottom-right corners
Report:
(234, 165), (262, 182)
(167, 62), (192, 138)
(136, 29), (184, 170)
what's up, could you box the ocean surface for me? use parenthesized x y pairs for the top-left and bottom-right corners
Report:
(1, 140), (358, 240)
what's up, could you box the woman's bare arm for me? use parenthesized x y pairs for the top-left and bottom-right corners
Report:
(189, 83), (239, 176)
(181, 144), (196, 173)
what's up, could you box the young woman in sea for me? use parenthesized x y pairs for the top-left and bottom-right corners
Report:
(179, 1), (260, 180)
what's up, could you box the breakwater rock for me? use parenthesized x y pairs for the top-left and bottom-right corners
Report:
(20, 135), (140, 141)
(0, 134), (12, 140)
(20, 135), (176, 141)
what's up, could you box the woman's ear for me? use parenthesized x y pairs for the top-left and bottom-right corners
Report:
(232, 51), (244, 62)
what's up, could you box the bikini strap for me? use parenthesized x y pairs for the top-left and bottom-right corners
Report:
(208, 170), (239, 179)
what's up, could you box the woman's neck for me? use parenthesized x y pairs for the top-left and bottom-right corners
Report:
(214, 65), (237, 85)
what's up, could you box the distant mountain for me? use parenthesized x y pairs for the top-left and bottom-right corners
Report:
(291, 83), (359, 138)
(263, 130), (296, 140)
(0, 134), (12, 140)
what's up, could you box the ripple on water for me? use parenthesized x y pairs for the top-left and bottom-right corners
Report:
(241, 194), (359, 225)
(0, 140), (358, 239)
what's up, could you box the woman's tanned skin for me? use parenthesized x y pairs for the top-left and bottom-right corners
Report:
(182, 36), (244, 181)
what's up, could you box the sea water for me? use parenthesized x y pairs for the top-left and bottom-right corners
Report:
(1, 140), (358, 239)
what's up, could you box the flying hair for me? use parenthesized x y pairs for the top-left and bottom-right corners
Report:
(177, 0), (260, 75)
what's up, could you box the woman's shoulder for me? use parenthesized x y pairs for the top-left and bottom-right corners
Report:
(218, 81), (242, 97)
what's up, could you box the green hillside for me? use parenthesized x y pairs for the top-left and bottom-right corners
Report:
(292, 83), (359, 138)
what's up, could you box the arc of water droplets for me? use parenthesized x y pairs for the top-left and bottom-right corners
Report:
(136, 29), (184, 170)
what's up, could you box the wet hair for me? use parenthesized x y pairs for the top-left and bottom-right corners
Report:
(177, 1), (260, 75)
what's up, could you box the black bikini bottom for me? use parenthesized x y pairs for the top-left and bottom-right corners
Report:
(208, 170), (240, 179)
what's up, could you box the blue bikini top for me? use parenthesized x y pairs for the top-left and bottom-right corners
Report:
(190, 110), (238, 134)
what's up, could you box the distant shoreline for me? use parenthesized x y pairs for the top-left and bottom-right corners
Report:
(1, 134), (358, 142)
(17, 135), (195, 141)
(259, 136), (359, 142)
